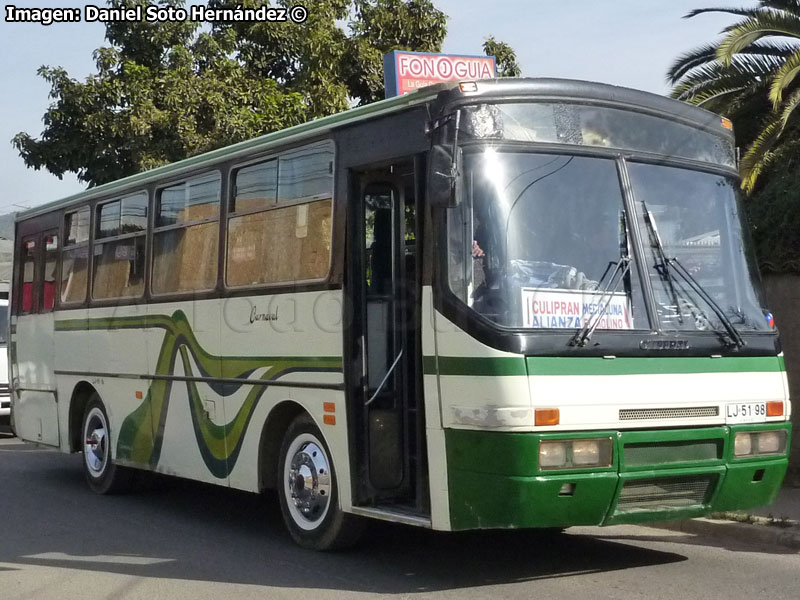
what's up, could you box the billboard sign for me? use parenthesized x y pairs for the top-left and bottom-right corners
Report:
(383, 51), (497, 97)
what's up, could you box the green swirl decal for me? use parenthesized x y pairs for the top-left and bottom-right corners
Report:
(55, 310), (342, 478)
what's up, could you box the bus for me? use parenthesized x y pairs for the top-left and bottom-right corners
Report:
(10, 78), (791, 550)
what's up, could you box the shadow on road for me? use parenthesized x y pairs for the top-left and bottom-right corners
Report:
(0, 440), (692, 593)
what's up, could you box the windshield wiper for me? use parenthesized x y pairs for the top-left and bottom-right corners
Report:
(570, 257), (632, 347)
(644, 208), (683, 325)
(642, 208), (745, 349)
(667, 258), (746, 349)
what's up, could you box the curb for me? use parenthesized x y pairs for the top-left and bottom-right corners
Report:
(646, 518), (800, 550)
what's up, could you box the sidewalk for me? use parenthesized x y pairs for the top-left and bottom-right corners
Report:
(749, 485), (800, 522)
(648, 483), (800, 550)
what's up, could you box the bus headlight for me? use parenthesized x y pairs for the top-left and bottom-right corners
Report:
(572, 440), (602, 466)
(734, 432), (752, 456)
(734, 430), (787, 457)
(539, 441), (568, 468)
(757, 431), (785, 454)
(539, 438), (613, 470)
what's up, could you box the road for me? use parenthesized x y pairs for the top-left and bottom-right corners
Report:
(1, 428), (798, 600)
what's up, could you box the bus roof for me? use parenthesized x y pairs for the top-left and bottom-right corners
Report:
(17, 78), (730, 222)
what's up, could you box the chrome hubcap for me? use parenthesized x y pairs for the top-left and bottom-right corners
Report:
(285, 439), (331, 529)
(84, 408), (108, 478)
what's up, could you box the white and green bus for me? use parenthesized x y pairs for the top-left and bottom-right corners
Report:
(9, 78), (791, 550)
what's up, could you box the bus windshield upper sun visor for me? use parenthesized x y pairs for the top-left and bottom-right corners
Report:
(453, 103), (736, 168)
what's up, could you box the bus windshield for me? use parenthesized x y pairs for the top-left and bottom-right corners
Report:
(447, 148), (647, 330)
(446, 146), (771, 335)
(629, 163), (771, 333)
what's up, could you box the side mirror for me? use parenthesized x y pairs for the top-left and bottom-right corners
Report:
(428, 144), (462, 209)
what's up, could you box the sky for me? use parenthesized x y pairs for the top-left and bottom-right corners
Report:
(0, 0), (759, 214)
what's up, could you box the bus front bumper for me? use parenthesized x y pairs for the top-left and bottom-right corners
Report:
(445, 423), (791, 530)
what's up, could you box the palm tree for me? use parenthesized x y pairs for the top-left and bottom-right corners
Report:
(668, 1), (800, 192)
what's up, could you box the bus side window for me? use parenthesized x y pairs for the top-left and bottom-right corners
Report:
(42, 234), (58, 312)
(61, 208), (90, 306)
(153, 174), (221, 295)
(92, 194), (147, 300)
(20, 238), (37, 314)
(226, 142), (334, 287)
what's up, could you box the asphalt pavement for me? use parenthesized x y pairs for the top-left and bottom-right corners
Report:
(1, 428), (799, 600)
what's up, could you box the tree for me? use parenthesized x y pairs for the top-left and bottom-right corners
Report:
(13, 0), (309, 186)
(484, 37), (521, 77)
(668, 0), (800, 192)
(14, 0), (519, 187)
(745, 135), (800, 272)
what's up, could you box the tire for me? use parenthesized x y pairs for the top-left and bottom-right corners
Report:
(81, 394), (133, 495)
(277, 414), (363, 551)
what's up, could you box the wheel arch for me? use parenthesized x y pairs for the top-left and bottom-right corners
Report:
(258, 400), (313, 492)
(68, 381), (98, 452)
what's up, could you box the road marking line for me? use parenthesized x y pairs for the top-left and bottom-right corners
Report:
(23, 553), (175, 566)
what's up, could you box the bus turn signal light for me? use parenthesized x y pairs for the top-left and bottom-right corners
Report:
(767, 401), (784, 417)
(535, 408), (560, 426)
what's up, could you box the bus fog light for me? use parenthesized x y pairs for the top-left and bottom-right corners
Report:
(539, 441), (567, 469)
(756, 430), (785, 455)
(734, 433), (753, 456)
(572, 440), (601, 466)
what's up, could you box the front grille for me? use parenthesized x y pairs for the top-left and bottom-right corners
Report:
(619, 407), (719, 421)
(615, 475), (716, 514)
(624, 440), (723, 466)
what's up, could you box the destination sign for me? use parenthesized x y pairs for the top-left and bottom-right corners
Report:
(521, 288), (633, 330)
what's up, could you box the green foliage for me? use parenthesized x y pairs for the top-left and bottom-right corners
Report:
(14, 0), (518, 187)
(746, 133), (800, 273)
(668, 1), (800, 192)
(484, 37), (521, 77)
(13, 0), (308, 186)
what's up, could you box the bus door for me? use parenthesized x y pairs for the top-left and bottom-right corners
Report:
(348, 158), (426, 510)
(13, 229), (60, 446)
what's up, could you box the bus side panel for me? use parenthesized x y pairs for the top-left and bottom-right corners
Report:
(221, 291), (349, 505)
(143, 298), (224, 485)
(14, 313), (59, 447)
(421, 286), (451, 531)
(55, 305), (152, 460)
(53, 306), (88, 453)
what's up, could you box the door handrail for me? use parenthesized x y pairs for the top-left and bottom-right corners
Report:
(365, 349), (403, 406)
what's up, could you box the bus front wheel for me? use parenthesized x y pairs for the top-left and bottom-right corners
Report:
(81, 394), (133, 495)
(277, 414), (362, 550)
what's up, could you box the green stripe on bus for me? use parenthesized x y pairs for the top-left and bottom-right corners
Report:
(424, 355), (783, 376)
(528, 356), (784, 376)
(426, 356), (528, 377)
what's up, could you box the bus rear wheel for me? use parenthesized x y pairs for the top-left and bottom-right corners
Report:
(277, 414), (363, 551)
(81, 394), (132, 495)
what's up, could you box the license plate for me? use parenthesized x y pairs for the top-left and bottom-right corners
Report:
(725, 402), (767, 424)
